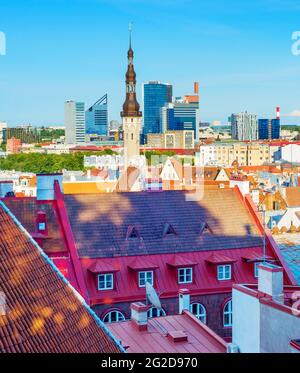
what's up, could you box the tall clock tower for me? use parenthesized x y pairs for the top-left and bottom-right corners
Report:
(121, 28), (142, 165)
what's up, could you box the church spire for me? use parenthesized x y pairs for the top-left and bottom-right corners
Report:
(121, 24), (142, 118)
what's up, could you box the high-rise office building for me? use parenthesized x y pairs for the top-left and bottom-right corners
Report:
(160, 83), (200, 141)
(0, 122), (7, 145)
(85, 94), (108, 136)
(231, 112), (258, 141)
(143, 81), (172, 137)
(64, 101), (86, 144)
(258, 107), (280, 140)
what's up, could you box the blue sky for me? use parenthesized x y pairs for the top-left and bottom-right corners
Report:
(1, 0), (300, 126)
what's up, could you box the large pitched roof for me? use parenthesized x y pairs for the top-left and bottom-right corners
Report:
(64, 189), (263, 258)
(0, 202), (122, 353)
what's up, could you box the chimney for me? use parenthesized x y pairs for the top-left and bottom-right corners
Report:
(194, 82), (199, 95)
(131, 302), (148, 331)
(179, 289), (190, 314)
(276, 106), (280, 120)
(36, 173), (63, 201)
(36, 211), (48, 235)
(258, 263), (284, 303)
(0, 291), (6, 316)
(230, 178), (250, 196)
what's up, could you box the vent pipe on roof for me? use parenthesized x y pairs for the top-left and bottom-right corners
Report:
(258, 263), (284, 304)
(131, 302), (148, 331)
(179, 289), (190, 314)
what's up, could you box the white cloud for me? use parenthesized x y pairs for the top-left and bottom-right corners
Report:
(285, 109), (300, 117)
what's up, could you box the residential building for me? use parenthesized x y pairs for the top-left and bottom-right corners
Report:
(232, 263), (300, 353)
(64, 100), (86, 144)
(143, 81), (172, 136)
(231, 112), (258, 141)
(0, 199), (123, 353)
(197, 142), (271, 167)
(86, 94), (108, 136)
(147, 130), (195, 149)
(108, 290), (228, 353)
(6, 137), (21, 154)
(2, 176), (295, 341)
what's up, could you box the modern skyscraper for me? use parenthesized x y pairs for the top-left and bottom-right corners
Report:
(258, 108), (280, 140)
(160, 83), (200, 141)
(64, 101), (85, 144)
(231, 112), (258, 141)
(143, 81), (172, 137)
(85, 94), (108, 136)
(121, 29), (142, 164)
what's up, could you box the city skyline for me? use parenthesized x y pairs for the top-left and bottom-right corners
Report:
(1, 0), (300, 126)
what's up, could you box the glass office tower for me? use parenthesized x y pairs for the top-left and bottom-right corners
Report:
(86, 94), (108, 136)
(143, 82), (172, 137)
(258, 118), (280, 140)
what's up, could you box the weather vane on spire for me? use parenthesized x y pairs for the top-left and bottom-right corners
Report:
(129, 22), (133, 47)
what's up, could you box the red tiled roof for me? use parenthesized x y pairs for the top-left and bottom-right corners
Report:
(108, 310), (227, 353)
(0, 203), (122, 353)
(63, 190), (263, 258)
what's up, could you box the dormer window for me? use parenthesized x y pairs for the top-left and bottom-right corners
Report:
(97, 273), (113, 290)
(138, 271), (153, 287)
(217, 265), (232, 281)
(163, 223), (176, 237)
(126, 225), (141, 240)
(199, 222), (212, 235)
(178, 267), (193, 284)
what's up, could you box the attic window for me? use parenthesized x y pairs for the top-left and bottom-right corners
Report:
(163, 223), (176, 237)
(126, 226), (141, 240)
(199, 222), (212, 235)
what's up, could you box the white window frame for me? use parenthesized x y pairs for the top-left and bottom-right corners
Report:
(254, 262), (260, 278)
(190, 303), (207, 324)
(147, 307), (166, 318)
(217, 264), (232, 281)
(178, 267), (193, 284)
(103, 310), (125, 323)
(138, 271), (153, 288)
(97, 273), (113, 290)
(223, 300), (232, 327)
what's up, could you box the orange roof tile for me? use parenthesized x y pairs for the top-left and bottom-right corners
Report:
(0, 203), (122, 353)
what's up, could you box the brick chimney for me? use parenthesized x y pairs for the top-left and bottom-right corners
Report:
(131, 302), (148, 331)
(179, 289), (190, 314)
(258, 263), (284, 304)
